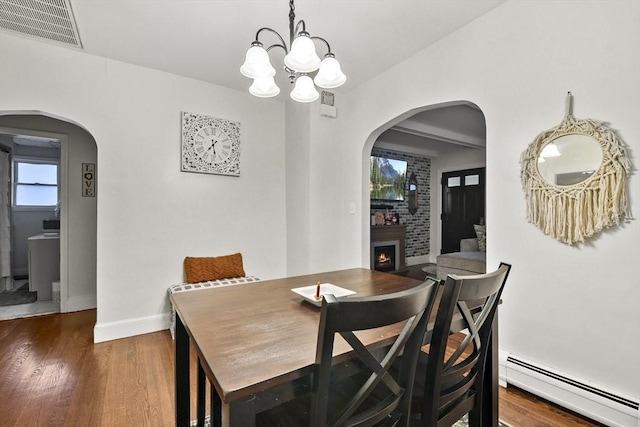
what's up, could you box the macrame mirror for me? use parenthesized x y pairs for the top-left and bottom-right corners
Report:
(520, 92), (632, 245)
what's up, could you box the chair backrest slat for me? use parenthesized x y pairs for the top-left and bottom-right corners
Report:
(411, 262), (511, 427)
(311, 277), (439, 427)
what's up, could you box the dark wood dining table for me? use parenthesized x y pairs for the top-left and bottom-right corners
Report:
(171, 268), (499, 426)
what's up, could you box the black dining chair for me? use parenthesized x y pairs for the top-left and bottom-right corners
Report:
(409, 262), (511, 427)
(256, 278), (440, 427)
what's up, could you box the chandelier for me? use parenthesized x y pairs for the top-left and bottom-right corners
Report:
(240, 0), (347, 102)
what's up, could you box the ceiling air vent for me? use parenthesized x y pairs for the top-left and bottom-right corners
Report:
(0, 0), (82, 48)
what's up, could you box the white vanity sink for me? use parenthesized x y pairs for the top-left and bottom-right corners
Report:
(28, 234), (60, 301)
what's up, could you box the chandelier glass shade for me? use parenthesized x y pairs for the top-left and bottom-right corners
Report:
(240, 45), (276, 79)
(284, 32), (321, 73)
(290, 74), (319, 102)
(314, 55), (347, 88)
(249, 74), (280, 97)
(240, 0), (346, 102)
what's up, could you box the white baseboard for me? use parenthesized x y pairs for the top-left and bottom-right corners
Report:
(406, 255), (434, 266)
(498, 350), (509, 388)
(93, 312), (171, 343)
(500, 351), (640, 427)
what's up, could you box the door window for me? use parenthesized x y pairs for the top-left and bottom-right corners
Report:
(465, 174), (480, 186)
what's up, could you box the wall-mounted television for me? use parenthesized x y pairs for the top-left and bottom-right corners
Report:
(370, 156), (407, 201)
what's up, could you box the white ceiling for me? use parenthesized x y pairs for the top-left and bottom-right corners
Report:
(66, 0), (505, 94)
(377, 103), (487, 156)
(2, 0), (501, 154)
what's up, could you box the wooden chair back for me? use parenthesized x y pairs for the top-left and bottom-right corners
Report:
(411, 262), (511, 427)
(311, 278), (439, 427)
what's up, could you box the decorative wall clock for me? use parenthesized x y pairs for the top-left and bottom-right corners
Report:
(181, 112), (241, 176)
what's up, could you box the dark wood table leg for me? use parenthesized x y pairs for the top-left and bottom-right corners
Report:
(175, 314), (191, 426)
(197, 360), (206, 427)
(211, 383), (222, 427)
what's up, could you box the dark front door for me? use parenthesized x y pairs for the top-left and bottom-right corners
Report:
(441, 168), (485, 254)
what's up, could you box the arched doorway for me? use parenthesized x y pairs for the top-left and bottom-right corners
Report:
(0, 111), (97, 318)
(362, 101), (486, 268)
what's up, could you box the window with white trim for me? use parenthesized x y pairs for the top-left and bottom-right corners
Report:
(13, 158), (59, 207)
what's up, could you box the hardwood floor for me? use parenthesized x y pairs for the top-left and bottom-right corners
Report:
(0, 310), (176, 426)
(0, 310), (602, 426)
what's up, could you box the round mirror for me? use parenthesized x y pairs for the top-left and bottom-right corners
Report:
(537, 134), (603, 186)
(521, 113), (631, 245)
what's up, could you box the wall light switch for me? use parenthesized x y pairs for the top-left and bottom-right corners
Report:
(349, 202), (356, 215)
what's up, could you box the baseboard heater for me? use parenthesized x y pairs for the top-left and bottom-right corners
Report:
(500, 352), (639, 427)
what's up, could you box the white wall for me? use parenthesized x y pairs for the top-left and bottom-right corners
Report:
(286, 101), (361, 275)
(0, 33), (288, 341)
(330, 0), (639, 402)
(285, 101), (311, 276)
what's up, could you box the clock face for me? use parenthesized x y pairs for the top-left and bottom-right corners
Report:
(194, 126), (231, 164)
(181, 112), (241, 176)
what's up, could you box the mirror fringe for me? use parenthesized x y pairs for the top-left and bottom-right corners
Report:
(520, 108), (632, 245)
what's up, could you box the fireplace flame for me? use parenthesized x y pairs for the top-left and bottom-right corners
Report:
(377, 253), (391, 266)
